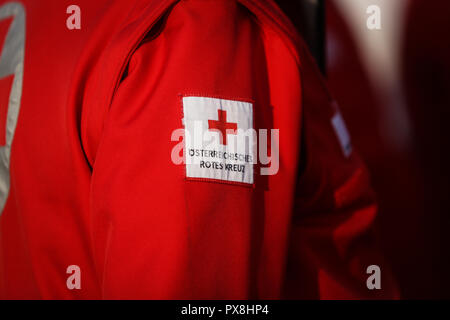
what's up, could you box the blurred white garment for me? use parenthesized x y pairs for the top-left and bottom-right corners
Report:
(332, 0), (412, 153)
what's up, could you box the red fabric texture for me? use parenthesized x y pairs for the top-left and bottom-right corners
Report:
(0, 0), (396, 299)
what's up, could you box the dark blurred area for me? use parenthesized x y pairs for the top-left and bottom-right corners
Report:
(275, 0), (327, 74)
(401, 0), (450, 299)
(276, 0), (450, 299)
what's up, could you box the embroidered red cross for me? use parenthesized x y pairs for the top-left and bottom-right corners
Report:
(208, 109), (237, 145)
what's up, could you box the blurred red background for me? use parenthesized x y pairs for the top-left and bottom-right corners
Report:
(277, 0), (450, 299)
(326, 0), (450, 299)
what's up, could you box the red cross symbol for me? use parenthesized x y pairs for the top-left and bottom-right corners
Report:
(208, 110), (237, 145)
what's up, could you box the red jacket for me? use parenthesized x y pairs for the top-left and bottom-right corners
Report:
(0, 0), (397, 299)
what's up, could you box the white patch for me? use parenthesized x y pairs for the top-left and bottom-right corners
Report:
(182, 96), (255, 185)
(331, 110), (352, 158)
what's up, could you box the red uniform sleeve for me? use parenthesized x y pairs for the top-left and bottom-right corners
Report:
(87, 0), (288, 299)
(85, 0), (397, 299)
